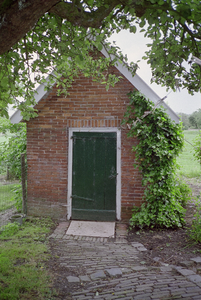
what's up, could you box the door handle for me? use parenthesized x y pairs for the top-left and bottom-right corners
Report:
(109, 173), (118, 179)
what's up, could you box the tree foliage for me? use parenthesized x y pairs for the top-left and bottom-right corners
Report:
(123, 90), (186, 228)
(0, 117), (26, 179)
(178, 113), (190, 130)
(178, 110), (201, 129)
(189, 109), (201, 129)
(0, 0), (200, 118)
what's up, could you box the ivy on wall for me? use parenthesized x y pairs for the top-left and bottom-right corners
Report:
(123, 90), (185, 228)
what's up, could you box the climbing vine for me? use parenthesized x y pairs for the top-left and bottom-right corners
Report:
(123, 90), (185, 228)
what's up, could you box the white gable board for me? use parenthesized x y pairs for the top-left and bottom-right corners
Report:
(11, 50), (179, 124)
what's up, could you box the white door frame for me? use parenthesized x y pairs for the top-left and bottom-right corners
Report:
(67, 127), (121, 220)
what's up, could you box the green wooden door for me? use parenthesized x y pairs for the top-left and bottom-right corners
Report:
(71, 132), (117, 221)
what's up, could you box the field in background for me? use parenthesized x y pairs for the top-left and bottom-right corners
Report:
(177, 130), (201, 178)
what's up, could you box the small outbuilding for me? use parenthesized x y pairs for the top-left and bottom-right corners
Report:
(11, 49), (179, 222)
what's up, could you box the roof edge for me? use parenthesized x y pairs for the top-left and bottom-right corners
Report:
(10, 76), (51, 124)
(101, 47), (179, 123)
(10, 49), (179, 124)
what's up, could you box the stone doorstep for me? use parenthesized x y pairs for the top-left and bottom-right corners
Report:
(66, 221), (116, 238)
(50, 221), (128, 240)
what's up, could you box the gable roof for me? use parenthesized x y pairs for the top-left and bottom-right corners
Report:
(10, 48), (179, 124)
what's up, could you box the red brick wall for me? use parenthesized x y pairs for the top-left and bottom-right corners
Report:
(26, 67), (144, 221)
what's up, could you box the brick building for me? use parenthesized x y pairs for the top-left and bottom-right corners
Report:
(11, 50), (179, 222)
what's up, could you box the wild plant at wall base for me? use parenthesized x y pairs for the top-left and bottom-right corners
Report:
(123, 90), (187, 229)
(0, 118), (26, 180)
(10, 184), (23, 213)
(174, 177), (192, 208)
(188, 194), (201, 244)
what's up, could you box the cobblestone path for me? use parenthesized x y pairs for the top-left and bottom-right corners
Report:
(49, 222), (201, 300)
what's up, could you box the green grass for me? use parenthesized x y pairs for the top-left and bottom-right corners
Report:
(0, 217), (56, 300)
(177, 130), (201, 178)
(0, 183), (16, 212)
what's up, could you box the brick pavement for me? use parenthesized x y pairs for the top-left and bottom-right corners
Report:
(49, 222), (201, 299)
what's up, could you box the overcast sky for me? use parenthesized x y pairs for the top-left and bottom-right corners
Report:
(109, 30), (201, 115)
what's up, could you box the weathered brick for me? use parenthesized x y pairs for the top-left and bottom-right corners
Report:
(26, 65), (144, 221)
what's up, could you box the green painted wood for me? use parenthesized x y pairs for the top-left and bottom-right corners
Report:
(72, 132), (116, 221)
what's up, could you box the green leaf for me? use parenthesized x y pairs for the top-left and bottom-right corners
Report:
(139, 19), (146, 28)
(129, 26), (137, 33)
(97, 43), (103, 51)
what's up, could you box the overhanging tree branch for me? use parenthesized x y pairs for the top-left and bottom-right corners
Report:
(49, 0), (119, 28)
(0, 0), (60, 55)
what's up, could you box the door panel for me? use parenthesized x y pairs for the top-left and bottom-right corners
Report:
(72, 132), (116, 221)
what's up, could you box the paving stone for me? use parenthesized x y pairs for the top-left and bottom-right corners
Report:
(132, 266), (148, 271)
(160, 266), (173, 272)
(180, 260), (194, 268)
(136, 283), (154, 289)
(153, 257), (161, 262)
(49, 233), (57, 238)
(134, 294), (152, 299)
(181, 293), (200, 299)
(136, 286), (152, 292)
(121, 267), (131, 273)
(151, 291), (170, 298)
(131, 242), (144, 248)
(79, 275), (91, 282)
(105, 268), (122, 277)
(191, 257), (201, 264)
(119, 282), (137, 289)
(170, 288), (186, 295)
(114, 238), (127, 244)
(73, 296), (92, 300)
(138, 246), (148, 252)
(175, 267), (196, 276)
(72, 290), (89, 296)
(90, 270), (106, 280)
(67, 276), (80, 283)
(192, 296), (201, 299)
(131, 243), (147, 251)
(187, 274), (201, 284)
(49, 224), (201, 300)
(178, 282), (196, 288)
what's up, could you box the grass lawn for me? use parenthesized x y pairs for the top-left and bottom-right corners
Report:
(177, 130), (201, 178)
(0, 217), (56, 300)
(0, 183), (17, 212)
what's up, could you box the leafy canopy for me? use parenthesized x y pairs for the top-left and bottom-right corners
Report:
(0, 117), (26, 179)
(0, 0), (200, 118)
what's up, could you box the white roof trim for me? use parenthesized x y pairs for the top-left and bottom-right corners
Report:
(10, 77), (50, 124)
(10, 49), (179, 124)
(101, 47), (179, 123)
